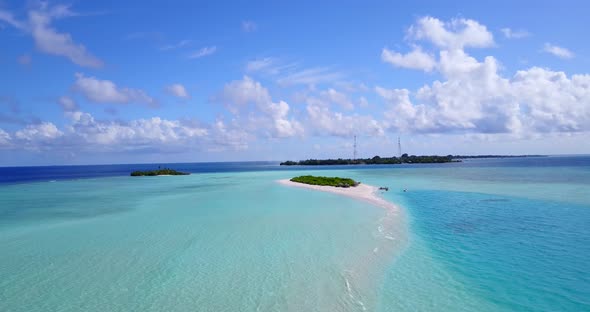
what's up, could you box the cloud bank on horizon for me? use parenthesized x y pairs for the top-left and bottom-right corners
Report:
(0, 1), (588, 165)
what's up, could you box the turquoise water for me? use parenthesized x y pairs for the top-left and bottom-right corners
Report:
(1, 158), (589, 311)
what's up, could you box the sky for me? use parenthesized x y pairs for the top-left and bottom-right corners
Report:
(1, 0), (589, 166)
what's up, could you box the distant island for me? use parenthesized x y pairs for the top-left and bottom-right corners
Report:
(130, 168), (190, 176)
(290, 175), (359, 188)
(280, 154), (546, 166)
(281, 154), (454, 166)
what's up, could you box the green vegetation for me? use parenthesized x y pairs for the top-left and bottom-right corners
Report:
(130, 168), (190, 176)
(290, 175), (359, 188)
(280, 154), (455, 166)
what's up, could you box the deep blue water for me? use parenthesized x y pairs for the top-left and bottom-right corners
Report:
(2, 156), (586, 185)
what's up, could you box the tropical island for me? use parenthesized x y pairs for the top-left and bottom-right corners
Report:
(130, 168), (190, 176)
(280, 154), (547, 166)
(281, 154), (455, 166)
(290, 175), (360, 188)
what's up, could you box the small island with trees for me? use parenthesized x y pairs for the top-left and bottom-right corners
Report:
(130, 168), (190, 176)
(290, 175), (360, 188)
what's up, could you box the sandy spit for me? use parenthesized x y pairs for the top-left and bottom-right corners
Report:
(277, 179), (399, 212)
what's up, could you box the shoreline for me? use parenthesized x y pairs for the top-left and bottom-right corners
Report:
(277, 179), (400, 212)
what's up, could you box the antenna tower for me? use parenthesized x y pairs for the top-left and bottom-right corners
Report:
(398, 136), (402, 157)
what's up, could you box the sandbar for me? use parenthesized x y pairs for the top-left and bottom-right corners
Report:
(277, 179), (399, 212)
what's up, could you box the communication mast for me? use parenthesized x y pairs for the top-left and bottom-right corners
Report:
(398, 136), (402, 157)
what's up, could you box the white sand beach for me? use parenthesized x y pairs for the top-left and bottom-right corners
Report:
(277, 179), (400, 212)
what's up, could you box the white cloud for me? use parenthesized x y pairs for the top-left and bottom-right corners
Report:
(0, 111), (261, 155)
(543, 43), (574, 59)
(166, 84), (190, 98)
(376, 16), (590, 137)
(218, 76), (303, 137)
(378, 59), (590, 135)
(219, 76), (271, 110)
(73, 73), (156, 106)
(381, 46), (436, 71)
(15, 122), (63, 141)
(0, 111), (260, 154)
(189, 46), (217, 59)
(500, 28), (530, 39)
(408, 16), (494, 49)
(264, 101), (304, 137)
(0, 128), (11, 146)
(58, 96), (79, 112)
(319, 89), (355, 110)
(211, 119), (249, 150)
(65, 112), (209, 147)
(511, 68), (590, 132)
(242, 20), (257, 32)
(305, 104), (384, 137)
(296, 88), (383, 137)
(375, 87), (419, 131)
(0, 4), (102, 67)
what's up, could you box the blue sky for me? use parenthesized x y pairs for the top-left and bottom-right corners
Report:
(1, 0), (589, 165)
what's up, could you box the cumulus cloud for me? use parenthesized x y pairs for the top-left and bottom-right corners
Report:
(0, 111), (259, 155)
(218, 76), (303, 137)
(15, 122), (63, 142)
(73, 73), (156, 106)
(0, 128), (11, 146)
(408, 16), (494, 49)
(210, 119), (249, 150)
(378, 56), (590, 135)
(166, 84), (190, 98)
(189, 46), (217, 59)
(295, 88), (383, 137)
(377, 16), (590, 137)
(320, 89), (355, 110)
(0, 111), (256, 154)
(500, 28), (530, 39)
(219, 76), (272, 110)
(64, 112), (208, 147)
(381, 46), (436, 71)
(305, 104), (384, 137)
(0, 3), (103, 67)
(543, 43), (574, 59)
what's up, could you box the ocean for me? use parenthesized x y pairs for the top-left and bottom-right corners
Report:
(1, 156), (589, 311)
